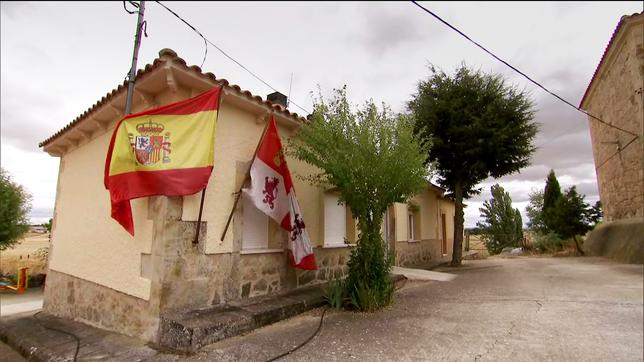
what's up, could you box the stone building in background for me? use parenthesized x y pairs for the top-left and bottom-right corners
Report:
(39, 49), (456, 347)
(579, 12), (643, 262)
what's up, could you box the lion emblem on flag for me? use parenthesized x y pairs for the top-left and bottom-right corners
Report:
(262, 177), (279, 209)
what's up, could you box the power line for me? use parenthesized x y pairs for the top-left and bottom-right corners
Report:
(154, 1), (311, 115)
(410, 1), (640, 139)
(595, 134), (638, 170)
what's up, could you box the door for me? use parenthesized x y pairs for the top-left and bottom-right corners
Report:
(441, 213), (447, 255)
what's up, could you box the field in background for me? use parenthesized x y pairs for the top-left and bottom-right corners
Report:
(0, 233), (49, 276)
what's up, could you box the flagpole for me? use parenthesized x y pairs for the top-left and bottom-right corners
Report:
(220, 114), (273, 241)
(193, 189), (206, 244)
(124, 0), (146, 115)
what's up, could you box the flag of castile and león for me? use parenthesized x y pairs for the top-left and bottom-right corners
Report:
(104, 87), (222, 235)
(243, 116), (317, 270)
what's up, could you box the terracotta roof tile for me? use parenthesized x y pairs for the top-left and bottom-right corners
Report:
(579, 12), (643, 108)
(39, 48), (307, 148)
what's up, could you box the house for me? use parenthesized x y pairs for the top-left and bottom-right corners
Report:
(29, 225), (48, 234)
(579, 12), (643, 262)
(39, 49), (455, 342)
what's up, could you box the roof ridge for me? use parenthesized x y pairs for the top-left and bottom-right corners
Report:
(39, 49), (306, 148)
(579, 12), (644, 108)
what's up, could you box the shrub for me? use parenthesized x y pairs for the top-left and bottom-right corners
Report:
(345, 228), (395, 311)
(323, 277), (347, 310)
(348, 279), (395, 313)
(533, 232), (569, 253)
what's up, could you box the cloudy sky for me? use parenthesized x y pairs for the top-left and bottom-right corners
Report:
(1, 1), (641, 226)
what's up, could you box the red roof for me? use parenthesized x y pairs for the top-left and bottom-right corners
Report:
(39, 48), (306, 148)
(579, 12), (643, 108)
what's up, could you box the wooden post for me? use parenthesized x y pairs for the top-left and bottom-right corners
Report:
(193, 189), (206, 245)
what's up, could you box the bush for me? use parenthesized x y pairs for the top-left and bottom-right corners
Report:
(28, 273), (47, 288)
(344, 228), (395, 312)
(533, 232), (569, 253)
(34, 247), (49, 262)
(348, 279), (394, 312)
(323, 277), (347, 310)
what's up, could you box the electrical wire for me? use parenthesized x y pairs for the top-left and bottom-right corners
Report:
(154, 1), (311, 115)
(594, 134), (639, 170)
(32, 311), (81, 362)
(410, 1), (640, 139)
(122, 1), (137, 14)
(265, 307), (328, 362)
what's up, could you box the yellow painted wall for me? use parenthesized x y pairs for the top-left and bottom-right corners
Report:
(393, 202), (408, 242)
(49, 130), (153, 300)
(181, 104), (326, 252)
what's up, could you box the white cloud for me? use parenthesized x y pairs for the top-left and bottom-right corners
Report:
(1, 1), (639, 226)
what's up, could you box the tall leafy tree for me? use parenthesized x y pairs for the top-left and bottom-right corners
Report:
(526, 189), (547, 232)
(0, 168), (32, 251)
(542, 169), (563, 231)
(515, 209), (524, 244)
(409, 65), (537, 266)
(549, 186), (593, 255)
(291, 87), (429, 310)
(588, 201), (603, 226)
(476, 184), (524, 254)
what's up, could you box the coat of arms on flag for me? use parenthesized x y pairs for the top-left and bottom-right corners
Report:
(242, 116), (317, 270)
(104, 86), (222, 235)
(129, 120), (172, 166)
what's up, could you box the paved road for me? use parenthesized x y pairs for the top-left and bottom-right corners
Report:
(0, 288), (43, 316)
(0, 341), (24, 362)
(189, 257), (643, 362)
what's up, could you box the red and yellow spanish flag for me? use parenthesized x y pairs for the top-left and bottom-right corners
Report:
(104, 86), (222, 235)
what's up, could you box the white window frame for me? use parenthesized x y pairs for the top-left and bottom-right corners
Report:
(241, 193), (268, 250)
(408, 211), (415, 241)
(324, 193), (347, 247)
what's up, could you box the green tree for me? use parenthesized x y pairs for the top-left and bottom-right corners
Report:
(409, 65), (537, 266)
(476, 184), (524, 254)
(549, 186), (593, 255)
(526, 189), (547, 232)
(0, 168), (32, 251)
(291, 87), (429, 311)
(589, 201), (603, 226)
(515, 208), (524, 244)
(43, 218), (53, 233)
(542, 169), (562, 231)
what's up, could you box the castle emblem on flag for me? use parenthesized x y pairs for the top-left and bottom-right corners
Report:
(128, 120), (172, 166)
(262, 176), (279, 209)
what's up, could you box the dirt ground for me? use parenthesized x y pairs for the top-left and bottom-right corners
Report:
(0, 233), (49, 276)
(191, 257), (643, 362)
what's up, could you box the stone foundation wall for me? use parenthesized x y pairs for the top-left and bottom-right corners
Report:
(237, 247), (350, 299)
(395, 239), (442, 267)
(43, 270), (158, 341)
(239, 252), (287, 299)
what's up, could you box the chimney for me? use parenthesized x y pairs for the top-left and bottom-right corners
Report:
(267, 92), (288, 108)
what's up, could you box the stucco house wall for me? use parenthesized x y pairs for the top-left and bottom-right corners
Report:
(40, 49), (456, 342)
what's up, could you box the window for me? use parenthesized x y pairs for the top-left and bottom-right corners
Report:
(242, 194), (268, 250)
(324, 193), (346, 246)
(408, 212), (415, 240)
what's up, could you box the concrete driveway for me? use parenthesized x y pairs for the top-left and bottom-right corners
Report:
(190, 257), (643, 362)
(0, 288), (43, 317)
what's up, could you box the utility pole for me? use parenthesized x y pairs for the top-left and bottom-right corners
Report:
(124, 1), (146, 115)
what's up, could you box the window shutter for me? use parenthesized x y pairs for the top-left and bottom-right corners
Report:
(242, 194), (268, 250)
(324, 193), (346, 246)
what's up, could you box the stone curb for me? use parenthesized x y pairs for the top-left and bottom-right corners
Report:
(0, 311), (162, 361)
(157, 285), (327, 353)
(0, 275), (409, 359)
